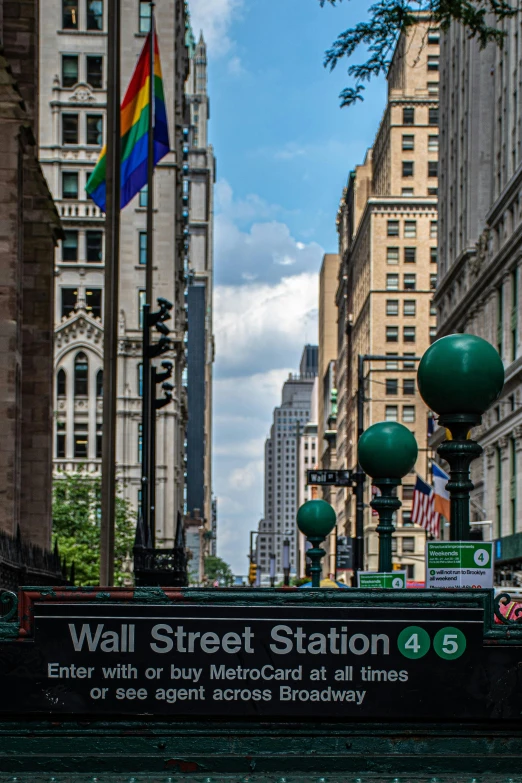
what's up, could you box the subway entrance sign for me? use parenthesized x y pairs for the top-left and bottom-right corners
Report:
(2, 586), (522, 781)
(306, 469), (353, 486)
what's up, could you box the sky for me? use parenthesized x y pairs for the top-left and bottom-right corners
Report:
(188, 0), (387, 575)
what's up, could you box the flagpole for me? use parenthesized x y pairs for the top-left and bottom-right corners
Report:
(141, 1), (155, 546)
(100, 0), (121, 586)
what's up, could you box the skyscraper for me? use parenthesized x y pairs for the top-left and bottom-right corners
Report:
(256, 346), (318, 579)
(38, 1), (202, 545)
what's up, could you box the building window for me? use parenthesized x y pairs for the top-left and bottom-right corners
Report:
(138, 423), (143, 463)
(402, 188), (414, 197)
(62, 54), (78, 87)
(404, 220), (417, 238)
(57, 369), (67, 397)
(62, 171), (79, 199)
(403, 510), (413, 526)
(430, 221), (438, 238)
(427, 55), (439, 71)
(386, 273), (399, 290)
(62, 231), (79, 262)
(428, 187), (438, 196)
(63, 0), (78, 29)
(74, 422), (88, 458)
(403, 405), (416, 423)
(386, 299), (399, 316)
(428, 135), (439, 151)
(96, 422), (103, 458)
(138, 290), (146, 327)
(403, 107), (414, 125)
(430, 273), (437, 290)
(404, 300), (416, 316)
(386, 326), (399, 343)
(428, 161), (439, 178)
(403, 485), (414, 501)
(402, 161), (414, 177)
(430, 326), (437, 343)
(430, 246), (438, 263)
(404, 274), (416, 290)
(86, 289), (102, 319)
(56, 422), (66, 458)
(429, 107), (439, 125)
(62, 114), (79, 145)
(139, 0), (151, 32)
(74, 352), (88, 396)
(86, 0), (103, 30)
(403, 353), (415, 368)
(386, 379), (398, 395)
(86, 231), (103, 262)
(138, 363), (143, 397)
(402, 135), (414, 151)
(403, 536), (415, 553)
(86, 115), (103, 145)
(387, 247), (399, 264)
(386, 353), (399, 370)
(61, 288), (77, 318)
(86, 55), (103, 88)
(404, 247), (416, 264)
(96, 369), (103, 397)
(427, 82), (439, 94)
(404, 326), (416, 342)
(403, 379), (415, 395)
(430, 300), (437, 316)
(139, 185), (148, 207)
(385, 405), (398, 422)
(139, 231), (147, 264)
(428, 28), (440, 44)
(387, 220), (399, 237)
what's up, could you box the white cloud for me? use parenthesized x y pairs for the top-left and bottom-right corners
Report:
(227, 56), (245, 76)
(188, 0), (243, 56)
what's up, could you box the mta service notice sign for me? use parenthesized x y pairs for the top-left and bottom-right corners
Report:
(357, 572), (406, 589)
(0, 598), (521, 720)
(426, 542), (494, 588)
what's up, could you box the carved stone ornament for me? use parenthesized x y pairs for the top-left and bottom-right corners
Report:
(484, 445), (496, 468)
(70, 84), (95, 103)
(469, 228), (490, 277)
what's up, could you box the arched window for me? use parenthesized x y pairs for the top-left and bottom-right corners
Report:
(74, 352), (88, 396)
(57, 369), (66, 397)
(96, 369), (103, 397)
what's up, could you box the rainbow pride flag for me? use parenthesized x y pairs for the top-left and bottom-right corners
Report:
(86, 30), (170, 211)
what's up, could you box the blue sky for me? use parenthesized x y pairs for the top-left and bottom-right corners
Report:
(189, 0), (387, 574)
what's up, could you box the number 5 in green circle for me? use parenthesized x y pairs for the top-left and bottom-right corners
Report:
(433, 627), (466, 660)
(397, 626), (431, 659)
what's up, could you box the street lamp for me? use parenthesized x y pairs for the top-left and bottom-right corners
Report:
(296, 500), (337, 588)
(417, 334), (504, 541)
(358, 421), (418, 573)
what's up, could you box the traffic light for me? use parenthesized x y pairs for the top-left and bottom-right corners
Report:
(146, 297), (173, 357)
(248, 561), (257, 585)
(153, 360), (173, 410)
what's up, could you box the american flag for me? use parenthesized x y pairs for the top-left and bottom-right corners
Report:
(411, 475), (440, 537)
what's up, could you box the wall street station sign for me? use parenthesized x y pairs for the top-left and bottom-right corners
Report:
(306, 469), (353, 487)
(1, 587), (522, 722)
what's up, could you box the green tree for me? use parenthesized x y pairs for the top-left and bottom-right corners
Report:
(320, 0), (517, 106)
(52, 471), (136, 586)
(204, 556), (234, 587)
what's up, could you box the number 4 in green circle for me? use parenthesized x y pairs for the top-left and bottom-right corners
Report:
(433, 627), (466, 660)
(397, 626), (431, 659)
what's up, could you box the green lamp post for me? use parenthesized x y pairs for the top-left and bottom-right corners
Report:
(417, 333), (504, 541)
(358, 422), (418, 573)
(296, 500), (337, 588)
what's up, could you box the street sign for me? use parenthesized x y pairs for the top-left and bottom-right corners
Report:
(426, 541), (494, 588)
(336, 536), (353, 570)
(357, 571), (407, 589)
(306, 469), (353, 487)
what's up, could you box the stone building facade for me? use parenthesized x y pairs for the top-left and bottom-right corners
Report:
(38, 0), (196, 547)
(0, 0), (61, 551)
(437, 17), (522, 569)
(335, 21), (440, 580)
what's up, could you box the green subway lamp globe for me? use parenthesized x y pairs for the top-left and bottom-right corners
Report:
(417, 334), (504, 416)
(296, 500), (336, 539)
(358, 422), (418, 479)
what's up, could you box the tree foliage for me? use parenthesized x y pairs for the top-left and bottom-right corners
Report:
(52, 471), (136, 586)
(204, 555), (234, 587)
(320, 0), (517, 106)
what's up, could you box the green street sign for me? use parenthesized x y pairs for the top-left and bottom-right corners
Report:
(357, 571), (407, 589)
(426, 541), (493, 588)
